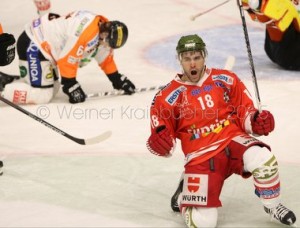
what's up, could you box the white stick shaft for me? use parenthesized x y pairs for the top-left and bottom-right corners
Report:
(86, 85), (165, 98)
(190, 0), (231, 21)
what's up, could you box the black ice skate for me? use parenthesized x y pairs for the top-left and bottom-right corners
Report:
(171, 179), (183, 212)
(0, 160), (3, 176)
(0, 71), (20, 91)
(264, 203), (296, 226)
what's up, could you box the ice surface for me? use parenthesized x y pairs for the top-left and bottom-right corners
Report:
(0, 0), (299, 227)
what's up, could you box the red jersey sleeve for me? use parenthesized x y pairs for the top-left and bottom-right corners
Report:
(149, 83), (177, 137)
(223, 70), (256, 132)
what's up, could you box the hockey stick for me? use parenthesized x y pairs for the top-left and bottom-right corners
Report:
(224, 55), (236, 70)
(237, 0), (262, 112)
(89, 56), (235, 99)
(0, 72), (165, 99)
(86, 85), (165, 99)
(0, 96), (112, 145)
(190, 0), (231, 21)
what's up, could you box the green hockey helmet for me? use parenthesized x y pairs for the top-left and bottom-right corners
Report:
(176, 34), (207, 57)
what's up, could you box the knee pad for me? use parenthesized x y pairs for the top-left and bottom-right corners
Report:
(243, 146), (276, 176)
(244, 147), (280, 207)
(244, 146), (279, 181)
(252, 155), (278, 180)
(182, 206), (218, 228)
(3, 82), (54, 104)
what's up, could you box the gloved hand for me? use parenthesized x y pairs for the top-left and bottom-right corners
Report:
(107, 72), (135, 95)
(0, 33), (16, 66)
(61, 78), (86, 104)
(251, 110), (275, 136)
(147, 126), (174, 157)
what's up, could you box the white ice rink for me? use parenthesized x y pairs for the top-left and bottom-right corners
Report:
(0, 0), (299, 227)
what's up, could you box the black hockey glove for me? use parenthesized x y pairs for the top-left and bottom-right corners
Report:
(107, 71), (135, 95)
(61, 77), (86, 104)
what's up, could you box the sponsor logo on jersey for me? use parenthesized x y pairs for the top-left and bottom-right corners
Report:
(13, 90), (27, 104)
(165, 86), (186, 105)
(19, 66), (27, 78)
(87, 34), (100, 48)
(242, 137), (259, 146)
(188, 119), (230, 140)
(75, 17), (89, 36)
(223, 91), (230, 103)
(68, 55), (80, 64)
(191, 85), (213, 96)
(26, 41), (42, 86)
(46, 72), (53, 79)
(181, 174), (208, 206)
(256, 183), (280, 199)
(32, 18), (41, 28)
(233, 135), (260, 146)
(191, 88), (201, 96)
(212, 74), (233, 85)
(214, 81), (225, 88)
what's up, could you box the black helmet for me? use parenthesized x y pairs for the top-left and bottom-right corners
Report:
(100, 21), (128, 49)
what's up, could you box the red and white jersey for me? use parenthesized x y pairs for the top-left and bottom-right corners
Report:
(150, 68), (256, 166)
(24, 10), (118, 79)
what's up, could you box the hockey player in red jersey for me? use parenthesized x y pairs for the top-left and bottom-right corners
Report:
(146, 34), (296, 227)
(0, 10), (135, 104)
(242, 0), (300, 70)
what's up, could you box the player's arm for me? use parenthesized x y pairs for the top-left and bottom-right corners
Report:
(57, 37), (87, 104)
(99, 54), (135, 95)
(229, 72), (275, 136)
(57, 16), (101, 104)
(146, 90), (176, 157)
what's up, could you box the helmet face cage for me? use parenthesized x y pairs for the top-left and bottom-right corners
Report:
(108, 21), (128, 49)
(176, 34), (207, 59)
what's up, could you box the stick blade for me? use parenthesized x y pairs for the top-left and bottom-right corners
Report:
(83, 131), (112, 145)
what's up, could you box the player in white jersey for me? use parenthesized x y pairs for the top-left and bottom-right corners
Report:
(0, 10), (135, 104)
(0, 23), (16, 176)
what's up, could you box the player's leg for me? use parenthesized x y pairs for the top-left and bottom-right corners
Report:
(1, 31), (55, 104)
(179, 152), (230, 227)
(171, 172), (184, 212)
(229, 135), (296, 226)
(181, 206), (218, 228)
(0, 160), (3, 176)
(243, 145), (296, 226)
